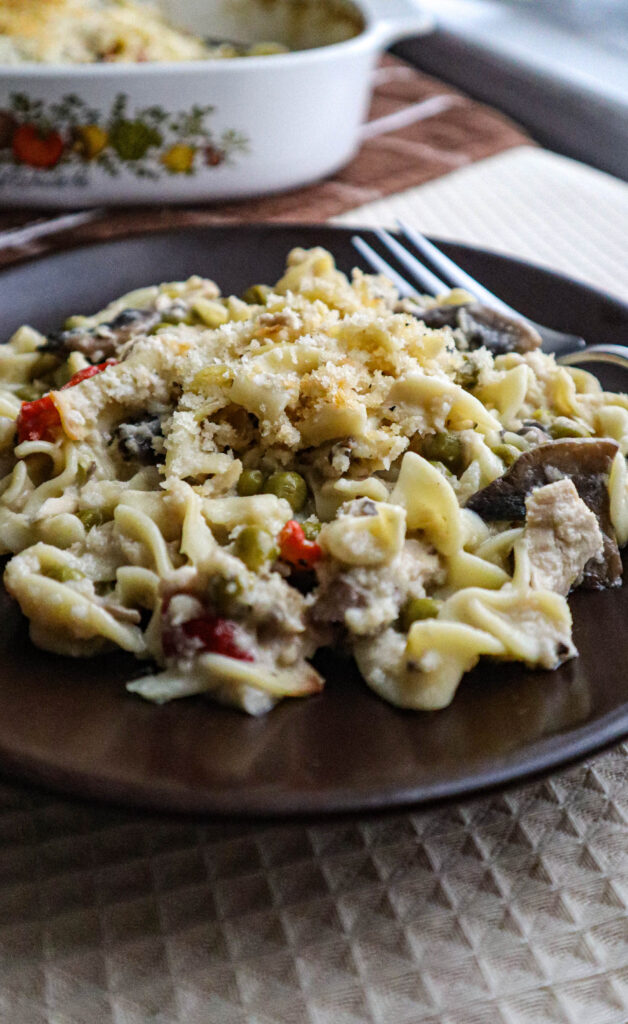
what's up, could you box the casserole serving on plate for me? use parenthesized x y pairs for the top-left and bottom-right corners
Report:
(0, 0), (433, 206)
(0, 225), (627, 815)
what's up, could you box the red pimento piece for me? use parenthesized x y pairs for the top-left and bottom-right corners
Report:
(16, 359), (117, 444)
(279, 519), (322, 569)
(60, 359), (117, 390)
(16, 395), (60, 443)
(164, 615), (254, 662)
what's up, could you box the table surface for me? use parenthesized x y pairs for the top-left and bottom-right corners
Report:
(1, 143), (628, 1023)
(395, 0), (628, 182)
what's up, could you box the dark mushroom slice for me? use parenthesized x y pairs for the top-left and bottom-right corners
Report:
(465, 438), (622, 588)
(41, 307), (162, 363)
(114, 414), (164, 466)
(407, 304), (460, 330)
(405, 300), (542, 355)
(457, 305), (542, 355)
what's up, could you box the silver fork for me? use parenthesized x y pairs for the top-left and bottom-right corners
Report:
(353, 222), (628, 372)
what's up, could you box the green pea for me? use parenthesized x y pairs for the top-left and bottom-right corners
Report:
(399, 597), (440, 632)
(45, 564), (84, 583)
(548, 419), (591, 440)
(75, 463), (93, 486)
(209, 575), (243, 614)
(241, 285), (270, 305)
(420, 433), (466, 475)
(191, 299), (228, 328)
(77, 508), (104, 531)
(237, 469), (265, 496)
(492, 444), (519, 467)
(15, 384), (41, 402)
(301, 519), (321, 541)
(455, 360), (480, 390)
(264, 471), (308, 512)
(148, 321), (172, 335)
(234, 526), (277, 571)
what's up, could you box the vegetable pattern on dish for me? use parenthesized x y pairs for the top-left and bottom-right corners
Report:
(0, 93), (249, 178)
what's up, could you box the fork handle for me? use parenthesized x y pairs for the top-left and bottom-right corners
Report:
(532, 323), (586, 356)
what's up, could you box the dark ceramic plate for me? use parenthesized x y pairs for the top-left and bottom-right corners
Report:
(1, 225), (628, 818)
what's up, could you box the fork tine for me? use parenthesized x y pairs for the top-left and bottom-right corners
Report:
(351, 236), (420, 299)
(397, 220), (521, 318)
(558, 344), (628, 369)
(374, 228), (448, 296)
(354, 226), (592, 359)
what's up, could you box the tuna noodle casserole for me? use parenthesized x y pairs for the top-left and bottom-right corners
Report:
(0, 0), (287, 64)
(1, 247), (627, 715)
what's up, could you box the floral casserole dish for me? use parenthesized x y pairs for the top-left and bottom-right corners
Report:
(0, 0), (432, 206)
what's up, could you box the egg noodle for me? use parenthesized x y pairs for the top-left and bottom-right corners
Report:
(1, 246), (627, 715)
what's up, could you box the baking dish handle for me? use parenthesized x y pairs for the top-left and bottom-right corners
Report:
(361, 0), (435, 46)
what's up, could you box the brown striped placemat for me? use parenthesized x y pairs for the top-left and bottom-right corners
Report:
(0, 55), (532, 267)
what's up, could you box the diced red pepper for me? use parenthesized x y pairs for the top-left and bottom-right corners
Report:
(60, 359), (117, 390)
(16, 394), (60, 443)
(16, 359), (117, 443)
(279, 519), (322, 569)
(163, 614), (254, 662)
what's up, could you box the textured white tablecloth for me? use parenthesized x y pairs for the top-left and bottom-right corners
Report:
(1, 146), (627, 1024)
(333, 146), (628, 303)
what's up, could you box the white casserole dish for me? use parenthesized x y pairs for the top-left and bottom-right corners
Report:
(0, 0), (432, 207)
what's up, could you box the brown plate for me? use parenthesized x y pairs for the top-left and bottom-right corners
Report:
(1, 224), (627, 817)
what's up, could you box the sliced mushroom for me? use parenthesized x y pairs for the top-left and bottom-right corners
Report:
(465, 438), (622, 588)
(407, 300), (542, 355)
(41, 307), (162, 363)
(114, 414), (164, 465)
(457, 305), (542, 354)
(409, 304), (460, 330)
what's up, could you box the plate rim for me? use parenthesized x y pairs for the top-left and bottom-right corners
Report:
(0, 699), (626, 820)
(4, 220), (628, 321)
